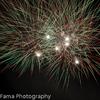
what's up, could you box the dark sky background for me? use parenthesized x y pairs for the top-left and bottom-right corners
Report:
(0, 68), (100, 100)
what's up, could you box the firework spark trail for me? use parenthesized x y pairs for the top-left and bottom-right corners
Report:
(0, 0), (100, 85)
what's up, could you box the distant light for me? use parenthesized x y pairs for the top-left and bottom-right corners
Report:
(55, 46), (60, 51)
(65, 36), (70, 41)
(75, 58), (79, 64)
(65, 42), (70, 47)
(46, 35), (50, 39)
(35, 51), (42, 57)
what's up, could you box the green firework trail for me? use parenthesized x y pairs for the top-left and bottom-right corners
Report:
(0, 0), (100, 86)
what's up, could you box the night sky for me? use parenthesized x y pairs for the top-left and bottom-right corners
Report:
(0, 0), (100, 100)
(0, 67), (100, 100)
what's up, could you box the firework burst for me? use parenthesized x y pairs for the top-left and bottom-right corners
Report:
(0, 0), (100, 86)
